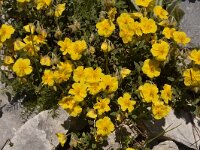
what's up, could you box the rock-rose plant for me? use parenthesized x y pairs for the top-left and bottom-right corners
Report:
(0, 0), (199, 149)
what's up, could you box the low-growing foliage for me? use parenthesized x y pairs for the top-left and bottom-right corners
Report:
(0, 0), (200, 149)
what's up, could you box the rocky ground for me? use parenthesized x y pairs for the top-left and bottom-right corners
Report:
(0, 0), (200, 150)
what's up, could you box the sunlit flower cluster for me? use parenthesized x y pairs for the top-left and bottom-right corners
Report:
(138, 83), (172, 119)
(58, 38), (87, 60)
(1, 0), (198, 148)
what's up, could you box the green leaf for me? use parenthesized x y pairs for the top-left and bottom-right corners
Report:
(92, 144), (96, 149)
(134, 61), (141, 73)
(130, 0), (140, 11)
(167, 77), (175, 82)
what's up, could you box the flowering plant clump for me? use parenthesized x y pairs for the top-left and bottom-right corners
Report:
(0, 0), (199, 149)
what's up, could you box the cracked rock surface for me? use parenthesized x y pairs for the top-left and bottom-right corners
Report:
(3, 109), (69, 150)
(144, 110), (200, 149)
(179, 0), (200, 47)
(0, 91), (24, 149)
(152, 141), (179, 150)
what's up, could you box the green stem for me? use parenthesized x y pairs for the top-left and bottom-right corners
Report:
(29, 32), (41, 81)
(144, 123), (181, 147)
(104, 53), (109, 74)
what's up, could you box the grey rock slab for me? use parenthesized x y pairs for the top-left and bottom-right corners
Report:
(103, 124), (138, 150)
(144, 110), (200, 149)
(3, 108), (69, 150)
(0, 93), (24, 149)
(103, 132), (121, 150)
(179, 1), (200, 47)
(152, 141), (179, 150)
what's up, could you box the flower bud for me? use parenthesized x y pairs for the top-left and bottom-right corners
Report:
(54, 29), (62, 39)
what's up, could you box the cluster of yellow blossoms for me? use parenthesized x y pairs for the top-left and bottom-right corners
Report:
(17, 0), (65, 17)
(0, 24), (15, 46)
(57, 66), (119, 136)
(138, 83), (172, 119)
(42, 61), (73, 86)
(142, 28), (191, 79)
(58, 38), (87, 60)
(58, 66), (118, 117)
(2, 0), (200, 148)
(183, 49), (200, 87)
(14, 23), (47, 56)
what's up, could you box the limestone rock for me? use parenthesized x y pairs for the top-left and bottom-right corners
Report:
(0, 93), (24, 149)
(103, 124), (138, 150)
(179, 1), (200, 47)
(144, 110), (200, 149)
(152, 141), (179, 150)
(3, 108), (69, 150)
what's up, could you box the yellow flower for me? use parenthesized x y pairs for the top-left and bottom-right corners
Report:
(0, 24), (15, 42)
(173, 31), (191, 45)
(87, 83), (102, 95)
(131, 12), (143, 19)
(69, 40), (87, 60)
(142, 59), (161, 78)
(100, 75), (118, 93)
(40, 55), (51, 66)
(188, 49), (200, 65)
(70, 51), (82, 60)
(13, 58), (32, 77)
(14, 39), (26, 51)
(4, 56), (14, 65)
(120, 68), (131, 78)
(96, 117), (114, 136)
(101, 41), (112, 53)
(140, 17), (157, 34)
(57, 61), (73, 74)
(73, 66), (86, 82)
(58, 38), (87, 60)
(135, 0), (152, 7)
(74, 40), (87, 53)
(117, 13), (135, 29)
(57, 38), (73, 55)
(23, 35), (40, 56)
(138, 83), (159, 103)
(70, 105), (82, 117)
(151, 41), (170, 61)
(23, 23), (35, 34)
(56, 133), (66, 147)
(152, 103), (171, 120)
(153, 6), (168, 19)
(117, 93), (136, 112)
(34, 35), (46, 44)
(42, 70), (54, 86)
(96, 19), (115, 37)
(35, 0), (52, 10)
(84, 67), (103, 83)
(126, 148), (135, 150)
(108, 7), (117, 21)
(68, 83), (87, 102)
(57, 61), (73, 78)
(132, 22), (143, 36)
(17, 0), (30, 2)
(183, 68), (200, 86)
(86, 109), (97, 119)
(119, 28), (134, 44)
(116, 114), (122, 122)
(54, 70), (71, 83)
(55, 3), (66, 17)
(162, 27), (176, 39)
(58, 96), (76, 110)
(93, 98), (110, 115)
(161, 84), (172, 104)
